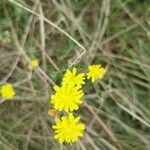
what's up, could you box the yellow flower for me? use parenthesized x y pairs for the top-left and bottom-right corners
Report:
(51, 84), (84, 112)
(53, 113), (85, 143)
(29, 59), (39, 70)
(62, 68), (85, 87)
(48, 109), (58, 117)
(87, 64), (105, 83)
(0, 83), (15, 99)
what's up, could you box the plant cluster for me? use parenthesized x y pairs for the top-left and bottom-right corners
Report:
(49, 64), (105, 143)
(0, 61), (105, 144)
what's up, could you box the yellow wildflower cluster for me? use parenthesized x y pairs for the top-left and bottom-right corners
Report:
(48, 64), (105, 144)
(0, 83), (15, 99)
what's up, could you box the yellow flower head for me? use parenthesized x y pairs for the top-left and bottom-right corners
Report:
(87, 64), (105, 83)
(51, 84), (84, 112)
(29, 59), (39, 70)
(62, 68), (85, 87)
(48, 109), (58, 117)
(53, 113), (85, 143)
(0, 83), (15, 99)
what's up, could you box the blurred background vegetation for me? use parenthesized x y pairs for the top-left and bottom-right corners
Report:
(0, 0), (150, 149)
